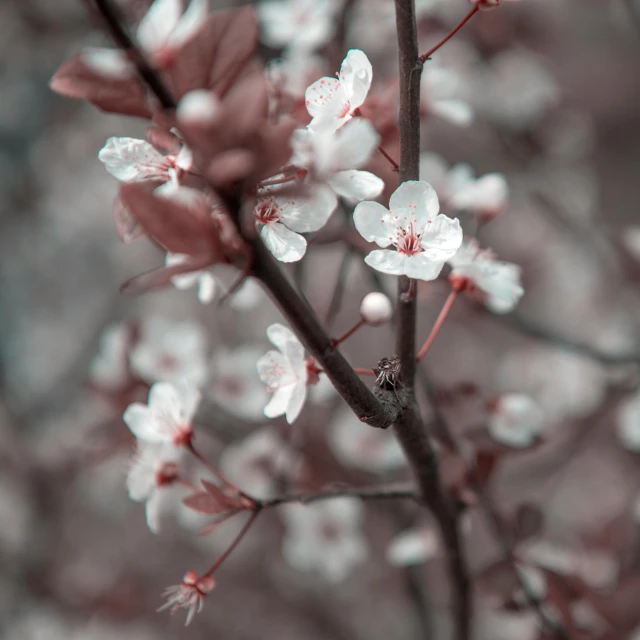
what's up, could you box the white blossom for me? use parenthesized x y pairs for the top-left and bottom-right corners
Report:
(618, 391), (640, 451)
(487, 393), (544, 448)
(123, 379), (200, 447)
(354, 180), (462, 281)
(257, 323), (310, 424)
(306, 49), (373, 132)
(448, 239), (524, 314)
(165, 253), (219, 304)
(130, 317), (208, 386)
(291, 118), (384, 201)
(386, 526), (439, 567)
(280, 498), (369, 582)
(422, 65), (473, 127)
(255, 186), (337, 263)
(88, 323), (130, 390)
(220, 428), (300, 499)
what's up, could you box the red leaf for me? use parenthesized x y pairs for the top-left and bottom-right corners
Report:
(120, 255), (212, 295)
(183, 491), (221, 514)
(118, 183), (218, 257)
(50, 53), (151, 119)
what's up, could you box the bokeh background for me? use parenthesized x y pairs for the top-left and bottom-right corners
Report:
(2, 0), (640, 638)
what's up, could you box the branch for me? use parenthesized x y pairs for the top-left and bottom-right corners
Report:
(418, 5), (480, 63)
(259, 484), (418, 508)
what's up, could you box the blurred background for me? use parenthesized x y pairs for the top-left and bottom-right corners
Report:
(1, 0), (640, 638)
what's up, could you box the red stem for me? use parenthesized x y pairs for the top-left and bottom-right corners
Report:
(203, 510), (260, 577)
(331, 319), (365, 347)
(416, 289), (458, 362)
(418, 5), (480, 63)
(353, 367), (376, 376)
(186, 442), (243, 495)
(378, 145), (400, 171)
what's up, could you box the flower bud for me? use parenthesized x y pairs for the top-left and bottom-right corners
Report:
(177, 90), (220, 126)
(360, 292), (393, 326)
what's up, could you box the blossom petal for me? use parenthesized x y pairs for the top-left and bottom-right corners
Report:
(148, 382), (183, 424)
(171, 378), (201, 423)
(81, 47), (132, 79)
(305, 77), (343, 118)
(266, 323), (298, 354)
(420, 214), (463, 262)
(123, 403), (166, 443)
(264, 384), (296, 418)
(99, 137), (168, 182)
(431, 99), (473, 127)
(259, 222), (307, 262)
(389, 180), (440, 223)
(340, 49), (372, 111)
(285, 382), (307, 424)
(364, 249), (408, 276)
(136, 0), (182, 52)
(353, 201), (393, 247)
(402, 253), (446, 281)
(328, 118), (379, 172)
(279, 187), (337, 233)
(329, 170), (384, 201)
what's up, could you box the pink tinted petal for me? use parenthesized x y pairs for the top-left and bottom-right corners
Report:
(259, 222), (307, 262)
(137, 0), (182, 52)
(305, 76), (342, 118)
(339, 49), (372, 110)
(353, 200), (392, 247)
(364, 249), (408, 276)
(257, 349), (291, 386)
(328, 170), (384, 201)
(99, 137), (168, 182)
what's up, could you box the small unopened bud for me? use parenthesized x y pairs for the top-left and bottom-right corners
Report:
(471, 0), (501, 9)
(177, 90), (220, 126)
(360, 292), (393, 326)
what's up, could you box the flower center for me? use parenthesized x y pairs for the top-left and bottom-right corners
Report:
(395, 222), (423, 256)
(255, 199), (281, 225)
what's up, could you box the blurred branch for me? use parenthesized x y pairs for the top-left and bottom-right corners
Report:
(324, 247), (353, 329)
(260, 484), (418, 507)
(418, 5), (480, 63)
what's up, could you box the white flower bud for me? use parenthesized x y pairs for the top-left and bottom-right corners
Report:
(177, 90), (220, 126)
(359, 292), (393, 326)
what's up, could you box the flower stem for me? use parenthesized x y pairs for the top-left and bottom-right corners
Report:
(415, 289), (458, 362)
(378, 145), (400, 171)
(203, 510), (260, 577)
(186, 442), (244, 495)
(418, 5), (480, 63)
(331, 319), (365, 347)
(353, 367), (376, 376)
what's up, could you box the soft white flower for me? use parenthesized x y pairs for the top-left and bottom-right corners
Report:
(386, 526), (439, 567)
(448, 239), (524, 314)
(267, 52), (326, 103)
(123, 379), (201, 446)
(329, 405), (405, 473)
(209, 347), (271, 422)
(257, 323), (311, 423)
(259, 0), (343, 51)
(82, 0), (209, 78)
(220, 428), (300, 499)
(354, 180), (462, 280)
(617, 391), (640, 451)
(359, 292), (393, 326)
(255, 186), (337, 263)
(88, 323), (130, 390)
(130, 317), (208, 386)
(305, 49), (373, 132)
(127, 441), (186, 533)
(422, 65), (473, 127)
(291, 119), (384, 201)
(280, 498), (369, 582)
(165, 253), (219, 304)
(487, 393), (544, 448)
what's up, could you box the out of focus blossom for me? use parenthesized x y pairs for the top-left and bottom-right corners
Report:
(617, 391), (640, 451)
(354, 180), (462, 280)
(280, 498), (369, 582)
(123, 379), (200, 447)
(267, 52), (326, 103)
(257, 323), (314, 423)
(165, 252), (218, 304)
(158, 569), (216, 626)
(127, 441), (186, 533)
(329, 406), (404, 473)
(448, 240), (524, 314)
(421, 65), (473, 127)
(209, 347), (271, 422)
(130, 317), (208, 386)
(386, 526), (439, 567)
(359, 292), (393, 326)
(220, 428), (300, 499)
(88, 323), (130, 390)
(487, 393), (544, 448)
(291, 118), (384, 200)
(306, 49), (373, 131)
(258, 0), (343, 51)
(255, 187), (336, 263)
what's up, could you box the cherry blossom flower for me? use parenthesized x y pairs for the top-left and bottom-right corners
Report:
(98, 136), (192, 185)
(165, 253), (218, 304)
(617, 391), (640, 451)
(130, 317), (208, 386)
(291, 118), (384, 201)
(258, 0), (343, 51)
(329, 405), (405, 473)
(354, 180), (462, 280)
(421, 65), (473, 127)
(448, 240), (524, 314)
(88, 323), (130, 390)
(82, 0), (209, 79)
(123, 379), (200, 447)
(255, 186), (337, 263)
(257, 323), (316, 423)
(305, 49), (373, 132)
(386, 526), (439, 567)
(158, 570), (216, 626)
(220, 428), (300, 499)
(209, 347), (271, 422)
(127, 441), (186, 533)
(487, 393), (544, 448)
(280, 498), (369, 582)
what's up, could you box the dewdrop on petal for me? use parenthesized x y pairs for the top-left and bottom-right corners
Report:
(177, 90), (220, 126)
(360, 292), (393, 326)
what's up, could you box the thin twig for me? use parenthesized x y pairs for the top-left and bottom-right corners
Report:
(418, 5), (480, 63)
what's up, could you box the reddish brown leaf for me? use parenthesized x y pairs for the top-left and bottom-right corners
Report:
(50, 53), (151, 119)
(120, 255), (212, 296)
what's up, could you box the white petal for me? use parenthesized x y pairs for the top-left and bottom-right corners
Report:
(148, 382), (183, 423)
(171, 379), (201, 422)
(387, 528), (439, 567)
(420, 215), (463, 262)
(81, 48), (132, 79)
(285, 382), (308, 424)
(279, 187), (337, 233)
(431, 99), (474, 127)
(123, 403), (166, 443)
(340, 49), (372, 110)
(257, 350), (296, 387)
(353, 200), (392, 247)
(305, 76), (344, 119)
(98, 137), (168, 182)
(137, 0), (182, 52)
(266, 323), (299, 354)
(328, 118), (380, 172)
(403, 253), (446, 281)
(145, 487), (174, 534)
(259, 222), (307, 262)
(169, 0), (209, 48)
(264, 384), (295, 418)
(364, 249), (408, 276)
(389, 180), (440, 222)
(329, 170), (384, 201)
(197, 273), (217, 303)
